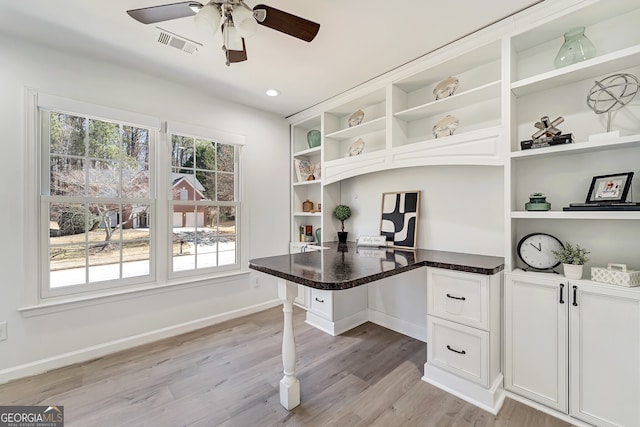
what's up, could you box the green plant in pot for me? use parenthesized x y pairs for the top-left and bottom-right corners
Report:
(552, 241), (590, 280)
(333, 205), (351, 244)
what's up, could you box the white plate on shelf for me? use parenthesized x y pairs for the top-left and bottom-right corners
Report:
(349, 138), (365, 156)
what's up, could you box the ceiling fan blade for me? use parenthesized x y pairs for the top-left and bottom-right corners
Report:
(127, 2), (203, 24)
(253, 4), (320, 42)
(226, 39), (248, 65)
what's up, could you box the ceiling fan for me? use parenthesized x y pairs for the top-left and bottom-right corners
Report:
(127, 1), (320, 66)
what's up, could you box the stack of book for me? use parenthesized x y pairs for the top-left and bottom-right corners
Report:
(563, 202), (640, 211)
(520, 133), (574, 150)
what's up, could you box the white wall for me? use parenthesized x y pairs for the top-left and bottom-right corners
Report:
(0, 34), (290, 382)
(339, 165), (505, 256)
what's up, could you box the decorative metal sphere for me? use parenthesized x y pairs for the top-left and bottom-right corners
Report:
(587, 73), (639, 114)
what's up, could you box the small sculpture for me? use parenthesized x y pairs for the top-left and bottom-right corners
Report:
(587, 73), (639, 132)
(433, 76), (459, 100)
(348, 110), (364, 127)
(532, 116), (564, 139)
(432, 115), (459, 138)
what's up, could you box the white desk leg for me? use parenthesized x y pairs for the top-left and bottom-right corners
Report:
(278, 279), (300, 410)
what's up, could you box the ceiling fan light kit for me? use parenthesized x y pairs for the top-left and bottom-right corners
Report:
(194, 3), (221, 35)
(127, 1), (320, 66)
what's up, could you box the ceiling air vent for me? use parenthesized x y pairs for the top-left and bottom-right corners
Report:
(154, 27), (201, 54)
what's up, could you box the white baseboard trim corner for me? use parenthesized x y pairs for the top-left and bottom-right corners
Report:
(0, 299), (281, 385)
(367, 308), (427, 342)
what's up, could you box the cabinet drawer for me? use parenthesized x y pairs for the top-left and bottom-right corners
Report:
(428, 268), (489, 330)
(309, 289), (332, 319)
(427, 315), (489, 387)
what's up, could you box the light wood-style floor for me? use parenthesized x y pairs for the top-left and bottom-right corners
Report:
(0, 306), (573, 426)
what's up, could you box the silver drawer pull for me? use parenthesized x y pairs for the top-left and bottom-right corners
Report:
(446, 293), (466, 301)
(315, 297), (324, 303)
(446, 345), (466, 355)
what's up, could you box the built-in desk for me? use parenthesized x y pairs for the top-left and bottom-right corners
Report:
(248, 242), (504, 411)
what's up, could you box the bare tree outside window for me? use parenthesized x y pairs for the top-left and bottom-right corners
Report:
(46, 112), (152, 289)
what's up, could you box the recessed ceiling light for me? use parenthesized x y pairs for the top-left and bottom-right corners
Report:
(265, 89), (280, 97)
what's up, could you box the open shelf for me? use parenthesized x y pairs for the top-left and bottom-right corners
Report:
(510, 134), (640, 159)
(511, 45), (640, 97)
(325, 116), (385, 140)
(395, 80), (501, 122)
(511, 211), (640, 220)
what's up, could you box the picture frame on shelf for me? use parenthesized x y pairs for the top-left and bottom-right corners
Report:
(585, 172), (634, 203)
(379, 191), (420, 250)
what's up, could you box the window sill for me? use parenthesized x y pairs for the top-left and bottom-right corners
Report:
(19, 270), (251, 318)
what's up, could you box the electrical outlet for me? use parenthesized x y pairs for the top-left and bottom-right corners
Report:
(252, 275), (261, 288)
(0, 322), (7, 341)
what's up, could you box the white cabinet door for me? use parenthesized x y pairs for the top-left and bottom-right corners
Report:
(504, 272), (568, 412)
(569, 283), (640, 427)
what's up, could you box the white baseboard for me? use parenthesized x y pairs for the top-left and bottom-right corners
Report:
(367, 309), (427, 342)
(0, 299), (281, 385)
(305, 309), (368, 336)
(423, 364), (505, 415)
(504, 391), (593, 427)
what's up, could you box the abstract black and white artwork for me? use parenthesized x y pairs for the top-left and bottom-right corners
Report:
(380, 191), (420, 249)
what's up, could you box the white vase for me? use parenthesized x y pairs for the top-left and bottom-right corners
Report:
(563, 263), (584, 280)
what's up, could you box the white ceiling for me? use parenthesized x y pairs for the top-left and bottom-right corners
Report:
(0, 0), (543, 117)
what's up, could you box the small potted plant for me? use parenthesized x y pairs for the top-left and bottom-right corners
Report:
(552, 241), (590, 280)
(333, 205), (351, 244)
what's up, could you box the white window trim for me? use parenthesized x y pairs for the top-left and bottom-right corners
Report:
(23, 90), (249, 311)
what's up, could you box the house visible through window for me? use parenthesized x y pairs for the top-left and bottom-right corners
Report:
(169, 134), (239, 273)
(43, 111), (154, 296)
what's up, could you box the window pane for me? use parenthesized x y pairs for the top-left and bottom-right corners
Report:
(171, 135), (194, 168)
(172, 169), (197, 201)
(217, 143), (235, 172)
(49, 203), (94, 241)
(123, 126), (149, 164)
(217, 207), (236, 235)
(217, 172), (234, 201)
(50, 156), (85, 196)
(124, 206), (150, 278)
(88, 161), (120, 198)
(172, 232), (195, 272)
(196, 227), (217, 268)
(124, 164), (150, 199)
(88, 242), (121, 283)
(49, 112), (85, 156)
(218, 236), (236, 266)
(123, 240), (150, 278)
(88, 119), (121, 160)
(200, 170), (216, 200)
(50, 245), (86, 288)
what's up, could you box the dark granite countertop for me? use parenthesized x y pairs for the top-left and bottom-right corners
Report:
(249, 242), (504, 291)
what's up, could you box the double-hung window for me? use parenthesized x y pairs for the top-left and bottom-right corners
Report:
(41, 106), (157, 298)
(168, 131), (240, 275)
